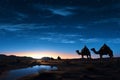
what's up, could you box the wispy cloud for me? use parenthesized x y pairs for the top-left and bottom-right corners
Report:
(49, 8), (74, 16)
(43, 32), (81, 37)
(107, 38), (120, 44)
(38, 36), (76, 44)
(38, 33), (80, 43)
(39, 37), (53, 41)
(79, 38), (102, 43)
(0, 24), (55, 32)
(33, 3), (75, 17)
(16, 12), (28, 21)
(61, 39), (75, 44)
(26, 32), (81, 44)
(79, 38), (120, 44)
(0, 25), (22, 31)
(76, 26), (85, 29)
(92, 18), (120, 24)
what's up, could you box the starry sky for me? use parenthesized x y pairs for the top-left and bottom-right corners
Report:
(0, 0), (120, 58)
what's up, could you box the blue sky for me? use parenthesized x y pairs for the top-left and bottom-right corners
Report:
(0, 0), (120, 58)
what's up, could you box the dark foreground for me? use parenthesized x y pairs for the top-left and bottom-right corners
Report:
(18, 58), (120, 80)
(0, 54), (39, 75)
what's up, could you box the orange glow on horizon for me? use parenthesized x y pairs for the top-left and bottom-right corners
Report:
(6, 51), (80, 59)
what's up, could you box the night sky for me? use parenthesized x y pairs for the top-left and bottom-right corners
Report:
(0, 0), (120, 58)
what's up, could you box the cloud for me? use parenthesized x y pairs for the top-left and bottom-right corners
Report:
(0, 24), (55, 31)
(79, 38), (120, 44)
(38, 36), (120, 44)
(0, 0), (119, 24)
(92, 18), (120, 24)
(61, 39), (75, 44)
(0, 24), (81, 43)
(79, 38), (102, 43)
(39, 37), (53, 41)
(36, 33), (80, 44)
(49, 8), (74, 16)
(15, 12), (28, 21)
(33, 3), (76, 16)
(43, 33), (82, 39)
(38, 37), (76, 44)
(107, 38), (120, 44)
(0, 0), (119, 41)
(0, 24), (22, 31)
(63, 34), (82, 37)
(0, 24), (57, 39)
(76, 26), (85, 29)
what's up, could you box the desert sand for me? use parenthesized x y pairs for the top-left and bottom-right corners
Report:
(18, 58), (120, 80)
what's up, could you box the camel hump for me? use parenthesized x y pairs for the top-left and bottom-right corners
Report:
(81, 46), (90, 54)
(100, 44), (111, 50)
(99, 44), (113, 53)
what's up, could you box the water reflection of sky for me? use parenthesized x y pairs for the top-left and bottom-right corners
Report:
(0, 65), (57, 80)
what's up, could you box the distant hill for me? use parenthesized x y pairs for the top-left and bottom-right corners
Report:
(41, 57), (54, 60)
(0, 54), (33, 60)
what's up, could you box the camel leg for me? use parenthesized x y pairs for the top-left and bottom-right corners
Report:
(87, 55), (88, 59)
(89, 55), (92, 63)
(109, 55), (113, 62)
(100, 55), (103, 62)
(100, 55), (102, 59)
(110, 55), (113, 59)
(82, 55), (83, 59)
(89, 55), (91, 59)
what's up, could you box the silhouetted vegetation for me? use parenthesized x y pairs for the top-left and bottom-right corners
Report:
(57, 56), (61, 60)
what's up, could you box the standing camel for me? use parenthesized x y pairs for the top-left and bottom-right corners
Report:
(91, 44), (113, 59)
(76, 46), (91, 59)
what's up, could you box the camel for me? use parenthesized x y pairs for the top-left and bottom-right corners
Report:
(91, 44), (113, 59)
(76, 46), (91, 59)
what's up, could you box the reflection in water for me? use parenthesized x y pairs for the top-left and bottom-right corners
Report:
(0, 65), (57, 80)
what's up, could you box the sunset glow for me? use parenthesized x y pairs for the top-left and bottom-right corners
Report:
(6, 51), (80, 59)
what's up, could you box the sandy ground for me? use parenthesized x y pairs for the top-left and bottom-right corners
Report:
(18, 58), (120, 80)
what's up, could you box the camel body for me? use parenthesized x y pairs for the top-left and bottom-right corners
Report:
(91, 44), (113, 59)
(76, 46), (91, 59)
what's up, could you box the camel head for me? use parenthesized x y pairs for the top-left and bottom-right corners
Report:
(91, 48), (99, 54)
(91, 48), (95, 51)
(76, 50), (81, 55)
(76, 50), (80, 53)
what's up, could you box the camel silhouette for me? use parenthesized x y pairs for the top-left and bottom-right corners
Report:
(91, 44), (113, 59)
(76, 46), (91, 59)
